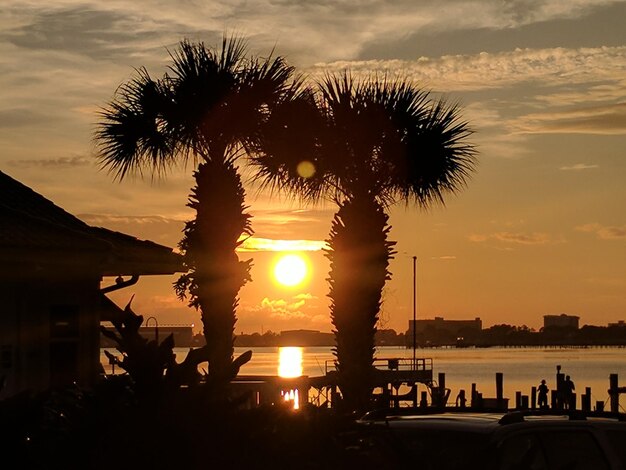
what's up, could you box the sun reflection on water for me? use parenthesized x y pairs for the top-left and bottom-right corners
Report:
(278, 347), (303, 378)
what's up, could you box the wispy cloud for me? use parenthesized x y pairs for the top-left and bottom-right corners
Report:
(310, 46), (626, 92)
(512, 102), (626, 135)
(560, 163), (599, 171)
(245, 206), (332, 240)
(78, 213), (185, 225)
(246, 294), (323, 325)
(77, 213), (185, 247)
(7, 155), (92, 168)
(239, 298), (329, 331)
(577, 223), (626, 240)
(470, 231), (553, 245)
(238, 237), (327, 253)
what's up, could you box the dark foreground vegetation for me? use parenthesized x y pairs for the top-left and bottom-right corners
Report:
(1, 300), (374, 470)
(0, 381), (374, 470)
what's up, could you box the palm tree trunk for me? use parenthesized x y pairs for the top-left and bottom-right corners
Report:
(326, 193), (395, 412)
(176, 160), (252, 385)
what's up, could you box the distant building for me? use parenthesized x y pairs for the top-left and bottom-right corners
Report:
(543, 314), (579, 329)
(407, 316), (482, 337)
(608, 320), (626, 328)
(279, 329), (334, 347)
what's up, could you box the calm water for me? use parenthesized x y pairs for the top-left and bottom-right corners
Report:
(101, 346), (626, 409)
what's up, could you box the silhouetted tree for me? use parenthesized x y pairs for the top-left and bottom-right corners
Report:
(251, 73), (476, 412)
(96, 37), (299, 386)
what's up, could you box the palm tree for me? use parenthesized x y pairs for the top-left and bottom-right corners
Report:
(250, 73), (476, 411)
(96, 37), (299, 385)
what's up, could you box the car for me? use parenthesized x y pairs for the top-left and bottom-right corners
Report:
(350, 409), (626, 470)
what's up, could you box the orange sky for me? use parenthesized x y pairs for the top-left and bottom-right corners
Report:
(2, 1), (625, 333)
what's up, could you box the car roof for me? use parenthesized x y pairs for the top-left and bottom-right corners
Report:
(359, 411), (504, 432)
(358, 409), (626, 430)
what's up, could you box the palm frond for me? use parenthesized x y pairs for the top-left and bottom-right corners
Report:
(398, 98), (477, 208)
(95, 67), (176, 180)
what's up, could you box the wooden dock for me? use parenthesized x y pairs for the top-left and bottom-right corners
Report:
(231, 357), (434, 409)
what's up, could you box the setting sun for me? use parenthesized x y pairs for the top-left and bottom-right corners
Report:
(273, 253), (309, 287)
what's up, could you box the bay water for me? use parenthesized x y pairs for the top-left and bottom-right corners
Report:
(101, 345), (626, 410)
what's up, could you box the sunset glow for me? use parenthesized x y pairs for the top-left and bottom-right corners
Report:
(3, 2), (625, 333)
(273, 254), (308, 287)
(238, 237), (327, 253)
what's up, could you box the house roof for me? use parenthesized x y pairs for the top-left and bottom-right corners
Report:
(0, 170), (184, 277)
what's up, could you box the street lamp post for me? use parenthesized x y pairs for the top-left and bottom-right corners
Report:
(146, 316), (159, 343)
(412, 256), (417, 370)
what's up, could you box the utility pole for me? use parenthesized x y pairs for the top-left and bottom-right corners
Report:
(412, 256), (417, 370)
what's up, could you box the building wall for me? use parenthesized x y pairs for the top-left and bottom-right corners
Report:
(0, 276), (102, 399)
(408, 317), (483, 336)
(279, 329), (334, 347)
(544, 314), (580, 329)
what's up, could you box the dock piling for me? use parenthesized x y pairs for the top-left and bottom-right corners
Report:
(609, 374), (619, 413)
(582, 387), (592, 412)
(496, 373), (503, 401)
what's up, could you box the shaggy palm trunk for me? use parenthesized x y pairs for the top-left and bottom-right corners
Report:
(176, 160), (252, 385)
(326, 193), (395, 412)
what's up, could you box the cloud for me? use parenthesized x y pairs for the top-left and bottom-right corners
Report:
(512, 102), (626, 135)
(534, 81), (626, 107)
(576, 223), (626, 240)
(294, 293), (316, 300)
(470, 231), (553, 245)
(0, 6), (172, 61)
(3, 1), (621, 68)
(260, 297), (306, 315)
(78, 213), (185, 225)
(77, 213), (185, 247)
(246, 293), (320, 319)
(560, 163), (599, 171)
(246, 206), (332, 240)
(238, 293), (330, 331)
(0, 108), (50, 128)
(238, 237), (327, 253)
(309, 46), (626, 92)
(7, 155), (93, 168)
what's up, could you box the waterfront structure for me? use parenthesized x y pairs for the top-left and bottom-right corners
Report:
(0, 171), (184, 398)
(407, 316), (482, 339)
(279, 329), (334, 347)
(544, 314), (580, 329)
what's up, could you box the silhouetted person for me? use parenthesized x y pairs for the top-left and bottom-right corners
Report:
(538, 379), (549, 409)
(563, 375), (575, 409)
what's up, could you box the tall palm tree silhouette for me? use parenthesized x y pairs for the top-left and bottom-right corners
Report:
(251, 73), (476, 411)
(96, 37), (299, 385)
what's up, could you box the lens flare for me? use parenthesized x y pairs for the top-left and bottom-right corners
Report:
(296, 160), (316, 178)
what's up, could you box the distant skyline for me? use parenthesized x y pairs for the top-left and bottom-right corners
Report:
(1, 1), (625, 333)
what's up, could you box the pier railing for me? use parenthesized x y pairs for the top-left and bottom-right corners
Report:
(324, 357), (432, 375)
